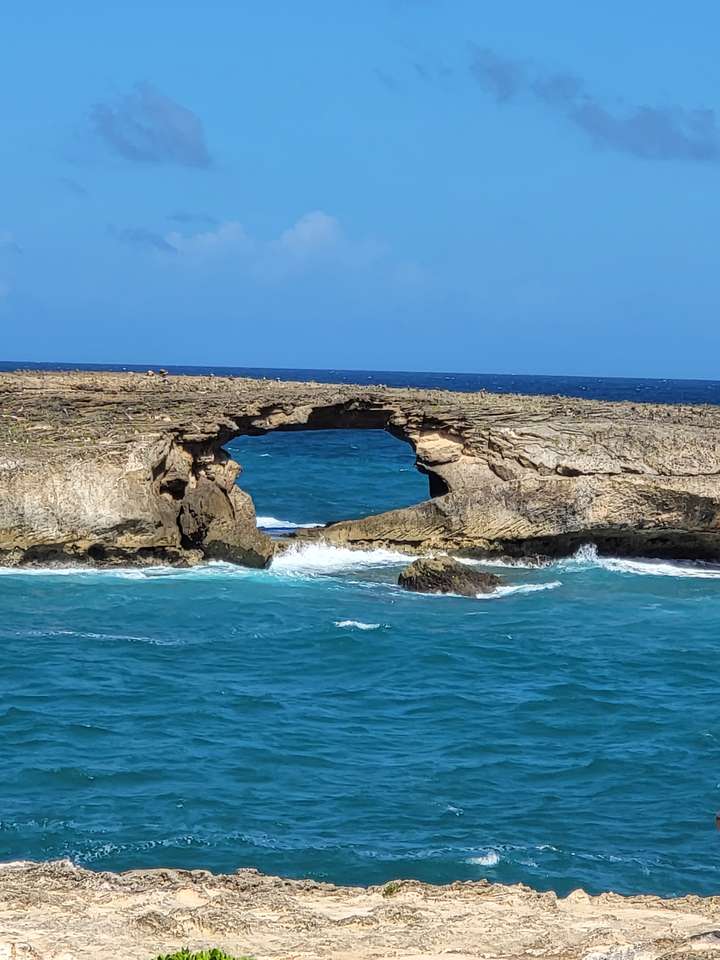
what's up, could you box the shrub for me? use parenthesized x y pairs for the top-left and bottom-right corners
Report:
(382, 880), (403, 897)
(153, 950), (252, 960)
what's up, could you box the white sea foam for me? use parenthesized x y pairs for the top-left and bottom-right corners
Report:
(562, 543), (720, 579)
(334, 620), (383, 631)
(0, 565), (164, 579)
(466, 850), (501, 866)
(483, 580), (563, 599)
(256, 515), (323, 530)
(0, 560), (253, 581)
(270, 542), (413, 576)
(456, 556), (543, 570)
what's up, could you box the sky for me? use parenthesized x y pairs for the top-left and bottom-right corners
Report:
(2, 0), (720, 377)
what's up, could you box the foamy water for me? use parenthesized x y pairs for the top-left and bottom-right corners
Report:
(256, 515), (324, 530)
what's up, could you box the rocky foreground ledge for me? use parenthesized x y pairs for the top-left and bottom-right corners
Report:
(1, 860), (719, 960)
(3, 370), (720, 566)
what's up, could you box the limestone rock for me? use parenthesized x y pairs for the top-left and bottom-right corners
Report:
(1, 859), (719, 960)
(3, 370), (720, 566)
(398, 557), (502, 595)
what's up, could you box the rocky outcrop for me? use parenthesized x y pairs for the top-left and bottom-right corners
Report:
(398, 557), (502, 595)
(1, 860), (720, 960)
(3, 370), (720, 566)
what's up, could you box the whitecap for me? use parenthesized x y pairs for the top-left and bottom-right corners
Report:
(466, 850), (501, 866)
(270, 542), (413, 576)
(334, 620), (383, 631)
(456, 556), (543, 570)
(256, 515), (323, 530)
(0, 560), (253, 582)
(561, 543), (720, 579)
(479, 580), (563, 599)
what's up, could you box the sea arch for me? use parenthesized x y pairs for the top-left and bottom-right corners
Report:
(166, 397), (461, 567)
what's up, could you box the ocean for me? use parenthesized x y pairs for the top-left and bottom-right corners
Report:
(0, 363), (719, 898)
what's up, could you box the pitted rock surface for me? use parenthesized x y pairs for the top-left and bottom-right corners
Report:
(1, 860), (719, 959)
(3, 370), (720, 565)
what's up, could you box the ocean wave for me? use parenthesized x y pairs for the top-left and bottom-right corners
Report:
(485, 580), (562, 599)
(256, 515), (323, 530)
(51, 628), (177, 645)
(334, 619), (384, 631)
(0, 561), (253, 581)
(561, 544), (720, 579)
(456, 556), (543, 570)
(405, 580), (563, 601)
(270, 542), (413, 576)
(466, 850), (501, 866)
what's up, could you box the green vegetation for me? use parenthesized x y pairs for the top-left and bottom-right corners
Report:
(382, 880), (403, 897)
(153, 950), (252, 960)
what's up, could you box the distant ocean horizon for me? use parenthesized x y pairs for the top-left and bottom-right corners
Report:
(3, 359), (720, 405)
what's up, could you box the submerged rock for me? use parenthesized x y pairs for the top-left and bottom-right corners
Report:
(398, 557), (502, 596)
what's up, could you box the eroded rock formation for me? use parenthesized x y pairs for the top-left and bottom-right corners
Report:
(2, 370), (720, 566)
(1, 860), (720, 960)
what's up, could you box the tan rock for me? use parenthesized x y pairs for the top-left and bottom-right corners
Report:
(1, 860), (719, 960)
(2, 371), (720, 566)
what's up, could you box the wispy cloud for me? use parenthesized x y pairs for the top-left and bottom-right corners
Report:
(0, 231), (22, 255)
(375, 68), (398, 91)
(90, 83), (211, 168)
(110, 211), (421, 290)
(59, 176), (88, 198)
(109, 225), (178, 254)
(165, 220), (253, 258)
(470, 45), (720, 163)
(278, 211), (343, 259)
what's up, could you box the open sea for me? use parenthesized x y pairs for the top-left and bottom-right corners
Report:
(1, 363), (719, 898)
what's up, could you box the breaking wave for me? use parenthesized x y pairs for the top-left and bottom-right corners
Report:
(484, 580), (562, 599)
(466, 850), (501, 866)
(334, 620), (384, 631)
(256, 515), (323, 530)
(270, 542), (413, 576)
(561, 544), (720, 579)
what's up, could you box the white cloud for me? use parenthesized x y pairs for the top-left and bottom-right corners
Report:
(123, 210), (424, 291)
(279, 211), (343, 257)
(165, 220), (253, 258)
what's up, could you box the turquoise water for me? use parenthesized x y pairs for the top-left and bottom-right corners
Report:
(1, 429), (719, 897)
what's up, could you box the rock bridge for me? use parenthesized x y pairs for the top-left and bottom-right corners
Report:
(2, 370), (720, 566)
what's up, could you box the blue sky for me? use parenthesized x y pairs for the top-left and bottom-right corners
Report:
(2, 0), (720, 376)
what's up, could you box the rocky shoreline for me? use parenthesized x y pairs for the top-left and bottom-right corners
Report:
(3, 370), (720, 567)
(1, 859), (719, 959)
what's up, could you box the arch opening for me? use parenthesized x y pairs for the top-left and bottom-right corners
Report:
(225, 428), (430, 536)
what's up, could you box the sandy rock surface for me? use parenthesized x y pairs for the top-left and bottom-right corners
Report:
(1, 861), (720, 960)
(3, 370), (720, 565)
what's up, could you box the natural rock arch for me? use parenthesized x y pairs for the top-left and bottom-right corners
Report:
(3, 370), (720, 567)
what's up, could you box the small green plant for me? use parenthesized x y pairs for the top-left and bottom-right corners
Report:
(382, 880), (403, 898)
(153, 950), (252, 960)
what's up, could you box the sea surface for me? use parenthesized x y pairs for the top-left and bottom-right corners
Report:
(1, 364), (719, 897)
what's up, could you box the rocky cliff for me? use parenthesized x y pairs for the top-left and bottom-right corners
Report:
(1, 860), (720, 960)
(2, 370), (720, 566)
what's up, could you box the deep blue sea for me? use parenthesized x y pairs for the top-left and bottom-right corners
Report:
(1, 363), (719, 898)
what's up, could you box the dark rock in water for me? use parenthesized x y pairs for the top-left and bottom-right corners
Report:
(398, 557), (502, 596)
